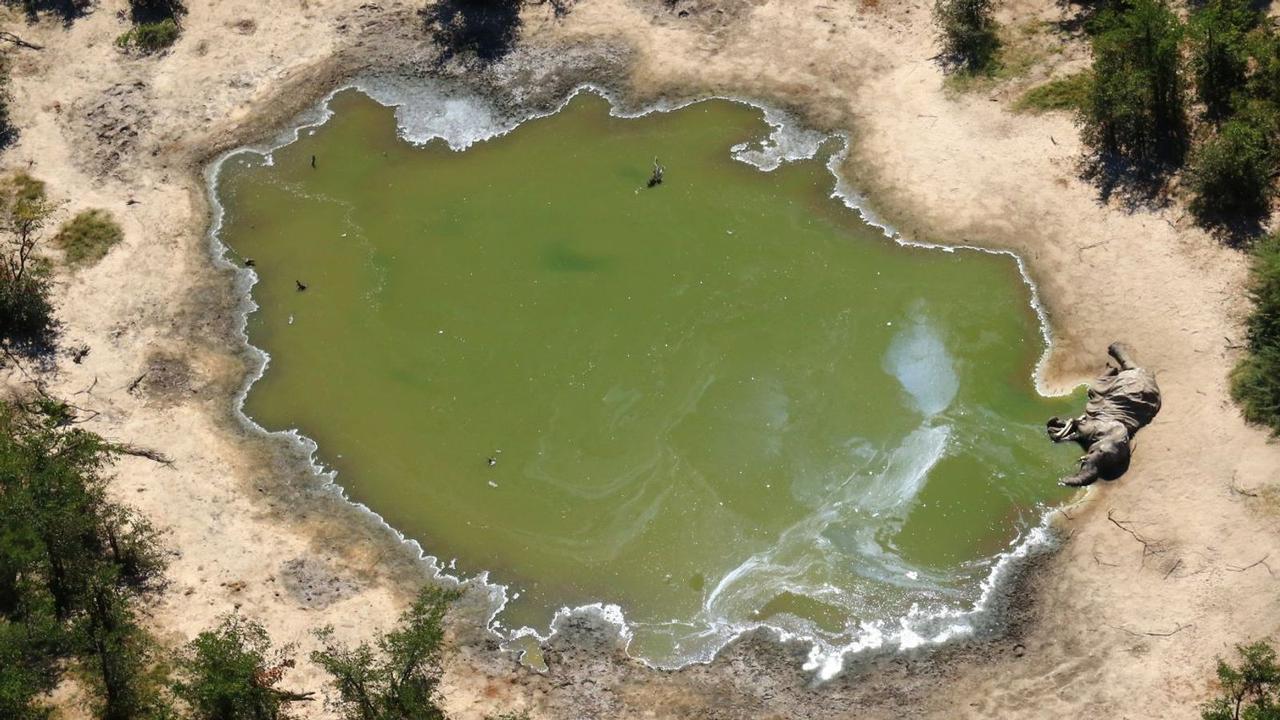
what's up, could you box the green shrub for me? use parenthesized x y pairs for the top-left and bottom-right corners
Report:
(1189, 0), (1258, 118)
(0, 399), (169, 719)
(1187, 110), (1278, 220)
(54, 209), (123, 268)
(312, 586), (459, 720)
(0, 173), (57, 354)
(0, 58), (14, 151)
(1232, 233), (1280, 433)
(1249, 26), (1280, 108)
(933, 0), (999, 73)
(1201, 641), (1280, 720)
(1015, 71), (1093, 113)
(118, 19), (181, 53)
(0, 268), (54, 354)
(174, 614), (304, 720)
(1081, 0), (1187, 163)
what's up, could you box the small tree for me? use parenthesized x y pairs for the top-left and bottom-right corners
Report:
(0, 399), (169, 718)
(311, 587), (459, 720)
(1249, 25), (1280, 109)
(1189, 0), (1258, 118)
(1202, 641), (1280, 720)
(1232, 233), (1280, 432)
(1081, 0), (1188, 164)
(0, 616), (59, 720)
(1187, 108), (1277, 220)
(933, 0), (999, 72)
(174, 614), (308, 720)
(0, 173), (58, 355)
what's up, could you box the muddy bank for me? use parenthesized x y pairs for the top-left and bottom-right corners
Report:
(5, 0), (1278, 717)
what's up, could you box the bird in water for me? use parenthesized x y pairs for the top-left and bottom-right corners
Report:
(295, 280), (308, 292)
(244, 258), (256, 267)
(486, 457), (497, 467)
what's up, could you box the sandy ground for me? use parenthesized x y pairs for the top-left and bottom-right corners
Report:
(2, 0), (1278, 718)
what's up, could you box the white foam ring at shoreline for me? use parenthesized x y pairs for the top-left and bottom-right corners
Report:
(203, 75), (1076, 681)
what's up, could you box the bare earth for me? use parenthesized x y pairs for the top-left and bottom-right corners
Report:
(3, 0), (1278, 718)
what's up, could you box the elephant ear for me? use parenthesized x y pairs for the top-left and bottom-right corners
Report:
(1092, 436), (1132, 481)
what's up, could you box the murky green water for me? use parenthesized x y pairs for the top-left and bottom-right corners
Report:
(216, 88), (1078, 667)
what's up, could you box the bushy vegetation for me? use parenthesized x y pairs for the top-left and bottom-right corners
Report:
(1080, 0), (1187, 164)
(1187, 109), (1278, 220)
(1231, 233), (1280, 433)
(173, 614), (308, 720)
(0, 58), (15, 151)
(0, 173), (58, 356)
(1188, 0), (1256, 118)
(1016, 71), (1093, 113)
(118, 0), (185, 53)
(117, 19), (181, 53)
(422, 0), (523, 63)
(1202, 641), (1280, 720)
(0, 398), (168, 719)
(311, 586), (460, 720)
(0, 395), (494, 720)
(933, 0), (999, 73)
(54, 209), (124, 268)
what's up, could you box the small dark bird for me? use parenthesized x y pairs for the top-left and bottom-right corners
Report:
(244, 258), (256, 267)
(311, 155), (317, 169)
(295, 280), (308, 292)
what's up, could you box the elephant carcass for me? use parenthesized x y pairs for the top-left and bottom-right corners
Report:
(1046, 343), (1162, 487)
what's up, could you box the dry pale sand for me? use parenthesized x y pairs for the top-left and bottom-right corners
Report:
(3, 0), (1278, 717)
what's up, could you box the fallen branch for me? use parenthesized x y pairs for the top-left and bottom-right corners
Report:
(126, 371), (149, 394)
(1110, 622), (1191, 637)
(0, 32), (43, 50)
(1092, 546), (1119, 567)
(1226, 554), (1275, 576)
(74, 376), (99, 396)
(1107, 509), (1166, 568)
(1228, 472), (1259, 498)
(115, 443), (174, 467)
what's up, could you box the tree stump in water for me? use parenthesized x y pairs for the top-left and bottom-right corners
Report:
(647, 157), (665, 188)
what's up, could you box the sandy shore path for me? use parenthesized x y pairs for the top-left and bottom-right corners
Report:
(3, 0), (1277, 717)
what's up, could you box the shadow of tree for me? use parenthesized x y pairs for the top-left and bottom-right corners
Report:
(421, 0), (525, 64)
(127, 0), (186, 25)
(1192, 205), (1270, 248)
(6, 0), (92, 25)
(1079, 152), (1177, 213)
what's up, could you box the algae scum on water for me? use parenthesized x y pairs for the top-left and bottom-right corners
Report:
(216, 88), (1079, 671)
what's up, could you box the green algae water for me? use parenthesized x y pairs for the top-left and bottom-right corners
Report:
(216, 87), (1079, 672)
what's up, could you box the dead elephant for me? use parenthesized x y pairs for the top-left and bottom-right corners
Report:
(1046, 342), (1162, 487)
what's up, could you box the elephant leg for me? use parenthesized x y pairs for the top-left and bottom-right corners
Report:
(1108, 342), (1137, 371)
(1060, 458), (1101, 487)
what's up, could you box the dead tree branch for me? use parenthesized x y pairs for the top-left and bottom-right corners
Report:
(1110, 622), (1191, 637)
(114, 443), (175, 467)
(1107, 509), (1166, 568)
(0, 32), (43, 50)
(1226, 555), (1275, 577)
